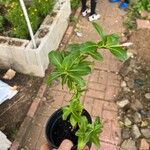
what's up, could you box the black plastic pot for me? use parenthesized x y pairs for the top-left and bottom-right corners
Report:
(45, 107), (92, 150)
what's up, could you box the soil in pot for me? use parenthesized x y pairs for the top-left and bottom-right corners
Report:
(46, 108), (92, 150)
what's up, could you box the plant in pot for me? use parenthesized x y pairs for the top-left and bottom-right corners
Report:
(46, 22), (127, 150)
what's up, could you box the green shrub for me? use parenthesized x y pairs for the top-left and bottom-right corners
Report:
(6, 2), (27, 38)
(6, 2), (40, 38)
(124, 0), (150, 29)
(71, 0), (80, 10)
(33, 0), (55, 17)
(28, 5), (41, 33)
(123, 9), (137, 29)
(5, 0), (55, 39)
(134, 0), (150, 12)
(69, 14), (77, 25)
(0, 15), (4, 32)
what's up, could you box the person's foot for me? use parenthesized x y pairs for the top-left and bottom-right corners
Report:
(89, 14), (100, 21)
(119, 2), (128, 9)
(110, 0), (120, 3)
(82, 8), (91, 17)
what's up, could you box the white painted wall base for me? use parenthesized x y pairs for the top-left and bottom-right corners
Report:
(0, 0), (71, 77)
(0, 131), (12, 150)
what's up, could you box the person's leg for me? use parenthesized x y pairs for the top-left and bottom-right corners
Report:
(81, 0), (87, 12)
(89, 0), (100, 21)
(90, 0), (97, 15)
(81, 0), (91, 16)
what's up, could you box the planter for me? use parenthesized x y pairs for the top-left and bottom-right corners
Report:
(45, 108), (92, 150)
(0, 0), (71, 77)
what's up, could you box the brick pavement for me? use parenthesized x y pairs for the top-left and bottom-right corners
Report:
(20, 0), (126, 149)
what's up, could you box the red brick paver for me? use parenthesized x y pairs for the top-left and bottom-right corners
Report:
(20, 0), (126, 149)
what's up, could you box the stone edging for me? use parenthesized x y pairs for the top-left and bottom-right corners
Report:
(60, 7), (81, 50)
(10, 6), (81, 150)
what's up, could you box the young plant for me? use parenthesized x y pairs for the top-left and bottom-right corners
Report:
(48, 22), (127, 150)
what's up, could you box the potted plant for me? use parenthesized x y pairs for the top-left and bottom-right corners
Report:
(46, 22), (127, 150)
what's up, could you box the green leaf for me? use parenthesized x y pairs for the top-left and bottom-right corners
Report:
(94, 117), (103, 133)
(78, 116), (88, 131)
(80, 41), (98, 54)
(47, 72), (62, 85)
(89, 117), (103, 135)
(62, 106), (71, 120)
(88, 50), (103, 60)
(67, 76), (74, 90)
(77, 137), (86, 150)
(75, 130), (85, 137)
(76, 116), (103, 150)
(60, 51), (69, 59)
(91, 135), (100, 148)
(106, 34), (119, 45)
(61, 74), (68, 86)
(92, 22), (105, 39)
(95, 116), (101, 125)
(62, 50), (80, 69)
(48, 51), (62, 68)
(70, 99), (83, 115)
(84, 117), (103, 149)
(108, 46), (127, 61)
(78, 60), (92, 66)
(78, 41), (103, 60)
(70, 115), (77, 127)
(67, 43), (81, 52)
(69, 74), (86, 88)
(69, 65), (91, 76)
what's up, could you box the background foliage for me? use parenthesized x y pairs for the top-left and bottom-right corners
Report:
(124, 0), (150, 29)
(0, 0), (55, 39)
(70, 0), (80, 10)
(0, 0), (80, 39)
